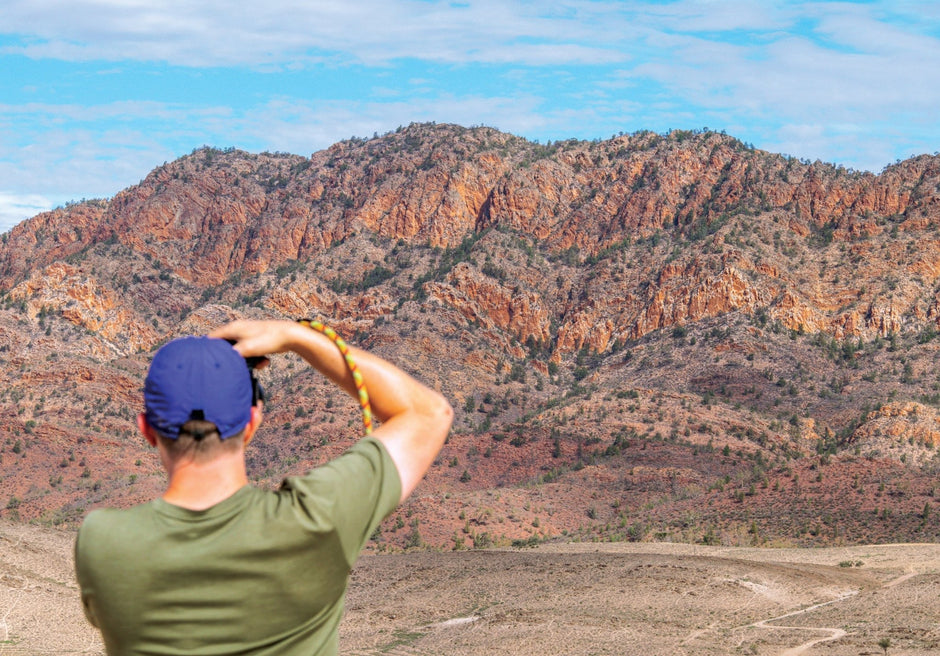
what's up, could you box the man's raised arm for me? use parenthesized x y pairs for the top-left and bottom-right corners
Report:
(210, 319), (453, 502)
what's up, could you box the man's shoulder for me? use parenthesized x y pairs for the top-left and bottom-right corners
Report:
(75, 502), (160, 570)
(84, 500), (156, 519)
(278, 438), (400, 542)
(79, 501), (155, 536)
(283, 438), (398, 489)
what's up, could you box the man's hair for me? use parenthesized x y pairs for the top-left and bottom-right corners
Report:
(157, 419), (245, 462)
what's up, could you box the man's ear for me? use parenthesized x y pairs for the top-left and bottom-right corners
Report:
(243, 405), (263, 447)
(138, 413), (158, 447)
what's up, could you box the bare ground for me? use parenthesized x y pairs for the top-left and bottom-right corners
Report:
(2, 519), (938, 655)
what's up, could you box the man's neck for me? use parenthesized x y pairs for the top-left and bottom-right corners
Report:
(162, 454), (249, 511)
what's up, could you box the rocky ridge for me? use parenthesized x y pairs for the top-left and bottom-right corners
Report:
(1, 123), (939, 549)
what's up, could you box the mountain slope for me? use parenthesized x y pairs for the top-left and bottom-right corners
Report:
(1, 123), (939, 548)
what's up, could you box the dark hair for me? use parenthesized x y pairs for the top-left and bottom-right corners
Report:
(159, 419), (245, 461)
(180, 418), (220, 442)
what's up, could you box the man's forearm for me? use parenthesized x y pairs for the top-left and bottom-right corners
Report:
(288, 322), (454, 501)
(212, 319), (453, 501)
(289, 324), (439, 422)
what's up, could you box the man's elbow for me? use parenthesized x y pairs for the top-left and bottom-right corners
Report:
(430, 393), (454, 435)
(419, 391), (453, 451)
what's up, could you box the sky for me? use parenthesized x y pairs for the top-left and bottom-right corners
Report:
(1, 1), (939, 234)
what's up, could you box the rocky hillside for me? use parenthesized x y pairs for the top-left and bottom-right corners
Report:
(1, 123), (939, 549)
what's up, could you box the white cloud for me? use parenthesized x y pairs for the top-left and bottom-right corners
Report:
(0, 192), (56, 234)
(638, 0), (792, 32)
(625, 15), (940, 117)
(4, 2), (937, 128)
(0, 0), (937, 187)
(604, 3), (940, 170)
(0, 93), (554, 209)
(766, 124), (879, 172)
(235, 94), (550, 154)
(0, 0), (629, 67)
(0, 106), (181, 204)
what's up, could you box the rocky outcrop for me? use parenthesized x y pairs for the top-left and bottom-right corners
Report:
(850, 402), (940, 465)
(2, 124), (939, 350)
(428, 263), (551, 346)
(7, 262), (158, 356)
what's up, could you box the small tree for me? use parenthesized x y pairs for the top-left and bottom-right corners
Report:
(878, 637), (891, 655)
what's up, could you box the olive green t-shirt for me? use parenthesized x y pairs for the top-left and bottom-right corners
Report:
(75, 438), (401, 655)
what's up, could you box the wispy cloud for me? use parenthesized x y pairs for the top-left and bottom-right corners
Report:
(237, 94), (550, 153)
(600, 1), (940, 169)
(0, 0), (937, 228)
(0, 0), (629, 66)
(0, 100), (219, 196)
(0, 192), (57, 234)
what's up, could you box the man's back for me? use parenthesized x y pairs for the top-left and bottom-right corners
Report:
(75, 322), (452, 653)
(75, 438), (400, 655)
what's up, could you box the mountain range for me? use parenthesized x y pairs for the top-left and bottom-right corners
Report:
(1, 122), (939, 549)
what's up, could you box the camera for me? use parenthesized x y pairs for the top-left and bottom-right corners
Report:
(225, 339), (267, 406)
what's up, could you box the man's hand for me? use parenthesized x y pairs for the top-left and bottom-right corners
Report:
(210, 319), (301, 360)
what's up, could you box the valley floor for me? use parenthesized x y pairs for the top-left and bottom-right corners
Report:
(2, 519), (938, 655)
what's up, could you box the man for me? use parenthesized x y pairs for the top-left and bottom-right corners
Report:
(74, 319), (453, 655)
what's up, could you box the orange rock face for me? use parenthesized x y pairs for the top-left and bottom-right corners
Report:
(2, 125), (939, 352)
(8, 262), (158, 355)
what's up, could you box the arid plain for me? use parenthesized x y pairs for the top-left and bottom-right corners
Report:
(3, 519), (938, 655)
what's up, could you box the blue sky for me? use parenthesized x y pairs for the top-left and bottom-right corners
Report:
(1, 0), (939, 233)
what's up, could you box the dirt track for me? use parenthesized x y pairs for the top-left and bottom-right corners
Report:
(2, 519), (938, 655)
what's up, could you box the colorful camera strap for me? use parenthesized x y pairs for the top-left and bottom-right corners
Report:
(297, 319), (374, 436)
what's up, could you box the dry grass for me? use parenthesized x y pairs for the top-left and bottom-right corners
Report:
(3, 519), (938, 655)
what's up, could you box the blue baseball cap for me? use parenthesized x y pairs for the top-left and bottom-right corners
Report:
(144, 336), (253, 440)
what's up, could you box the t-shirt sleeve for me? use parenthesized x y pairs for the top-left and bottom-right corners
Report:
(74, 515), (101, 628)
(281, 437), (402, 567)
